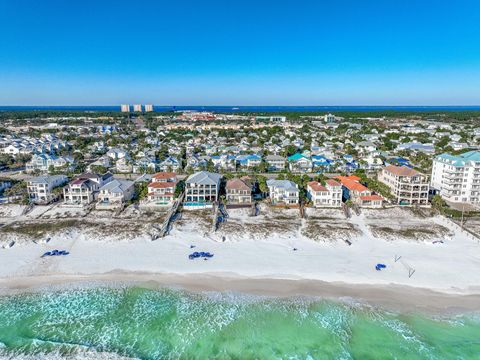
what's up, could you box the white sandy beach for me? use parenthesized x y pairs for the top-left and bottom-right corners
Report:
(1, 205), (479, 312)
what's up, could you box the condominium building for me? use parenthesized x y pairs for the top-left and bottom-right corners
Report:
(431, 151), (480, 205)
(185, 171), (222, 208)
(120, 104), (130, 112)
(145, 104), (154, 112)
(133, 104), (143, 112)
(379, 165), (429, 205)
(307, 179), (342, 207)
(27, 175), (68, 204)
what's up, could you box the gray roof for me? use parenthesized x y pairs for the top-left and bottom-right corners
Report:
(265, 155), (286, 161)
(266, 179), (299, 192)
(186, 171), (222, 186)
(99, 179), (134, 194)
(29, 175), (68, 185)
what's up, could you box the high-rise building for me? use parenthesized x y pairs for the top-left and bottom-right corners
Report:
(120, 104), (130, 112)
(431, 151), (480, 205)
(145, 104), (154, 112)
(133, 104), (143, 112)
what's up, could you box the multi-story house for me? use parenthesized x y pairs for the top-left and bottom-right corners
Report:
(307, 179), (342, 207)
(312, 155), (333, 172)
(236, 154), (262, 169)
(211, 154), (236, 171)
(115, 157), (133, 173)
(1, 144), (21, 156)
(96, 179), (135, 210)
(27, 175), (68, 204)
(396, 142), (435, 154)
(265, 155), (286, 171)
(25, 153), (74, 173)
(431, 151), (480, 205)
(63, 172), (113, 206)
(288, 153), (313, 173)
(226, 178), (252, 204)
(335, 175), (383, 208)
(158, 156), (181, 172)
(86, 155), (111, 172)
(106, 148), (129, 160)
(146, 172), (178, 206)
(379, 165), (429, 205)
(184, 171), (222, 208)
(266, 179), (299, 205)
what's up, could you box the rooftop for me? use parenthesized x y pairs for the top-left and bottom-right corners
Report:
(307, 181), (328, 192)
(152, 172), (177, 180)
(226, 178), (251, 191)
(384, 165), (420, 177)
(148, 181), (177, 189)
(186, 171), (222, 185)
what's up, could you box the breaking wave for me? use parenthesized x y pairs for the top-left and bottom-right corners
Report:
(0, 286), (478, 359)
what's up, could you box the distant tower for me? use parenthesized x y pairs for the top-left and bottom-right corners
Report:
(145, 104), (154, 112)
(324, 113), (336, 123)
(120, 104), (130, 112)
(133, 104), (143, 112)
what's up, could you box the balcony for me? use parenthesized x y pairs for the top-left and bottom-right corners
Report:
(443, 173), (464, 180)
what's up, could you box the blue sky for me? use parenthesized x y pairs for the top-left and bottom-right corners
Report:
(0, 0), (479, 105)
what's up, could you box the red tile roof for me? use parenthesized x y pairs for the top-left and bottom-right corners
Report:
(307, 181), (328, 192)
(359, 195), (383, 201)
(335, 176), (369, 192)
(336, 175), (361, 182)
(148, 182), (177, 189)
(325, 179), (341, 187)
(152, 172), (177, 180)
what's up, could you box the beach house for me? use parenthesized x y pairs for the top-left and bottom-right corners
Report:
(184, 171), (222, 208)
(27, 175), (68, 204)
(225, 178), (253, 204)
(146, 172), (178, 206)
(96, 179), (135, 210)
(307, 179), (342, 207)
(63, 172), (113, 206)
(266, 179), (299, 205)
(335, 175), (383, 208)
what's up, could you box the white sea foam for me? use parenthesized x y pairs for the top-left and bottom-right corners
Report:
(0, 349), (135, 360)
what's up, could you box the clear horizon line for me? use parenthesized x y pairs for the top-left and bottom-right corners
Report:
(2, 104), (480, 108)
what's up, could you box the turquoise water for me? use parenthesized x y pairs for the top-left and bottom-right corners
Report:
(0, 287), (479, 359)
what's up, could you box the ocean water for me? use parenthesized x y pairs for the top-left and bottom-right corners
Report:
(0, 287), (478, 360)
(1, 105), (480, 113)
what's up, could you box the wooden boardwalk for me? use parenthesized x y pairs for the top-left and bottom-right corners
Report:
(151, 191), (185, 240)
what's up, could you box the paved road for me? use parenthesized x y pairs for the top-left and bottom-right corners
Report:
(1, 170), (341, 182)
